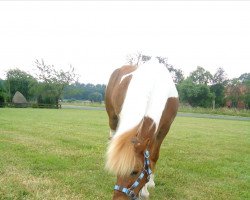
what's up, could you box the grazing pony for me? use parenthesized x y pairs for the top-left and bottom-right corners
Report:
(105, 57), (179, 200)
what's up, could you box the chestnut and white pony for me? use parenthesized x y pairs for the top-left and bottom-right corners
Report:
(105, 57), (179, 200)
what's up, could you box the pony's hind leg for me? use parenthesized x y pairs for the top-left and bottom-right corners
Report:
(109, 129), (116, 138)
(108, 115), (118, 139)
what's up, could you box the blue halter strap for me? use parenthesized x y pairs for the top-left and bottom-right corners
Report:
(114, 149), (152, 200)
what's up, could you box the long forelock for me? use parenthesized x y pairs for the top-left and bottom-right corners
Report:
(105, 128), (140, 177)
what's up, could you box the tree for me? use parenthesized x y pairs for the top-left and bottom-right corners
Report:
(210, 68), (228, 107)
(5, 69), (37, 101)
(243, 80), (250, 108)
(88, 92), (102, 103)
(0, 79), (6, 107)
(238, 73), (250, 83)
(225, 78), (242, 108)
(63, 82), (84, 100)
(63, 83), (106, 102)
(126, 53), (184, 84)
(213, 67), (228, 85)
(35, 59), (78, 105)
(189, 66), (213, 85)
(178, 78), (214, 107)
(210, 84), (225, 108)
(238, 73), (250, 108)
(225, 73), (250, 109)
(126, 52), (151, 66)
(156, 56), (184, 84)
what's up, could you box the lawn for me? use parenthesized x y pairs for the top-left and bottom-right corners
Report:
(0, 108), (249, 200)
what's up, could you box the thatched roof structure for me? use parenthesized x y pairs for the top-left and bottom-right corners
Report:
(12, 91), (27, 104)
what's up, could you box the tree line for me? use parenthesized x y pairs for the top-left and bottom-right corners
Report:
(63, 83), (106, 103)
(178, 67), (250, 109)
(127, 53), (250, 109)
(0, 59), (77, 107)
(0, 56), (249, 109)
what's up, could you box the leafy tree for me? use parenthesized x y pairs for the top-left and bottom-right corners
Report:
(0, 79), (6, 93)
(210, 68), (228, 107)
(238, 73), (250, 108)
(0, 79), (6, 107)
(189, 66), (213, 85)
(63, 82), (84, 100)
(126, 52), (151, 66)
(95, 84), (106, 100)
(213, 67), (228, 85)
(126, 53), (184, 84)
(63, 83), (106, 102)
(157, 56), (184, 84)
(36, 82), (59, 105)
(35, 59), (78, 105)
(88, 92), (102, 103)
(225, 73), (250, 109)
(243, 81), (250, 108)
(178, 78), (214, 107)
(210, 84), (225, 108)
(225, 78), (242, 108)
(238, 73), (250, 83)
(5, 69), (37, 101)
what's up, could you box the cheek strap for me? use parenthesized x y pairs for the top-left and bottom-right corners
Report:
(113, 149), (152, 200)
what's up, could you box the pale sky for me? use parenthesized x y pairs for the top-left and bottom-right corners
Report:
(0, 1), (250, 84)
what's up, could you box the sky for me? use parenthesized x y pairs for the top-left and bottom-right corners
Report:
(0, 1), (250, 84)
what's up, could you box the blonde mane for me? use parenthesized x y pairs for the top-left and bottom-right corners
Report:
(105, 127), (141, 177)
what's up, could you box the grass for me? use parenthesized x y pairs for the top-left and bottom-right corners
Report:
(0, 108), (249, 199)
(61, 100), (105, 108)
(179, 105), (250, 118)
(61, 100), (250, 117)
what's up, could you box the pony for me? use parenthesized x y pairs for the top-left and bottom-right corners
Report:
(105, 57), (179, 200)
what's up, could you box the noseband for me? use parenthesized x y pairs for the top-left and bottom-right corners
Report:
(114, 149), (152, 200)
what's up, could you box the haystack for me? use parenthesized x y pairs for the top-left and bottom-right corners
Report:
(12, 91), (27, 104)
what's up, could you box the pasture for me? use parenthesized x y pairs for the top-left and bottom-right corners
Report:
(0, 108), (249, 200)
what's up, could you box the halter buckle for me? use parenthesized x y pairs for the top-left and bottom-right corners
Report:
(144, 150), (150, 158)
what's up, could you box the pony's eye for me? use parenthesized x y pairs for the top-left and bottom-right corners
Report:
(130, 171), (139, 176)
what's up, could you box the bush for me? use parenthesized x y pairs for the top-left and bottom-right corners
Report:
(178, 79), (214, 108)
(0, 93), (5, 107)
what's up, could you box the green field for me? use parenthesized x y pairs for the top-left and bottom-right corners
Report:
(0, 108), (249, 200)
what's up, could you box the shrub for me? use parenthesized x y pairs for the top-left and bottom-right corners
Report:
(0, 93), (5, 107)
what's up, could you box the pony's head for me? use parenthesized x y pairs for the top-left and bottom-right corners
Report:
(106, 117), (156, 199)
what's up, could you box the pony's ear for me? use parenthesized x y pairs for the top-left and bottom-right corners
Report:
(131, 137), (150, 154)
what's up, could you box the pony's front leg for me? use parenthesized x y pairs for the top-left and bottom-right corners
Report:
(147, 174), (155, 188)
(139, 174), (155, 200)
(139, 184), (150, 200)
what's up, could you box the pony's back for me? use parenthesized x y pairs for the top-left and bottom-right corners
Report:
(115, 58), (178, 137)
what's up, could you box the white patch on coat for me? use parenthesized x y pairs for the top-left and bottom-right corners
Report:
(147, 174), (155, 188)
(109, 129), (115, 138)
(119, 72), (134, 84)
(140, 184), (150, 199)
(139, 174), (155, 199)
(115, 57), (178, 137)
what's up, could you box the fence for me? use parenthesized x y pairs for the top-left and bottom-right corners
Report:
(1, 103), (61, 109)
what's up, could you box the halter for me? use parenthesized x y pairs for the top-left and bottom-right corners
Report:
(114, 149), (152, 200)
